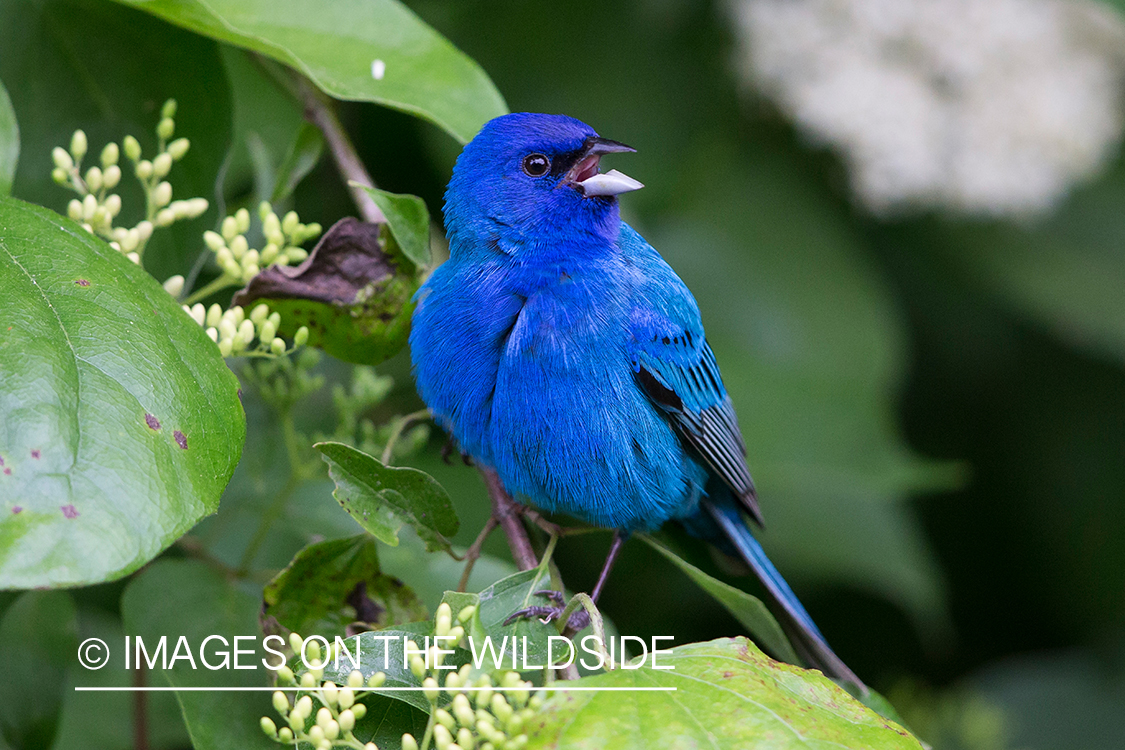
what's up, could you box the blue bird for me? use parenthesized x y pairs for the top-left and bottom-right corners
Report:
(410, 112), (863, 690)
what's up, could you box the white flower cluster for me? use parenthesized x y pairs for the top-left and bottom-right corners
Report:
(52, 99), (208, 261)
(731, 0), (1125, 215)
(202, 203), (320, 286)
(183, 300), (308, 358)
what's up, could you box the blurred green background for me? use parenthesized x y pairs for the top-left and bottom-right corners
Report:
(3, 0), (1125, 748)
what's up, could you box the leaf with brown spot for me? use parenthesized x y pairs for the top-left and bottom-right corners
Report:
(233, 217), (418, 365)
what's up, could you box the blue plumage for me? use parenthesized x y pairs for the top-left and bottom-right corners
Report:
(410, 112), (862, 689)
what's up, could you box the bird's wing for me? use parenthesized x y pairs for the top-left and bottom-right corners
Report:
(620, 225), (763, 525)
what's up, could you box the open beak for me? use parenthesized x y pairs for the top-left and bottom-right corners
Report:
(565, 137), (644, 197)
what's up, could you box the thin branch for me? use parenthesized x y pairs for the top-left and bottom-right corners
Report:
(457, 516), (499, 591)
(479, 467), (538, 571)
(133, 663), (149, 750)
(380, 408), (433, 466)
(293, 75), (385, 224)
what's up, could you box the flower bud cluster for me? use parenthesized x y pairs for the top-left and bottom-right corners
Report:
(202, 202), (321, 285)
(51, 99), (208, 262)
(182, 300), (308, 359)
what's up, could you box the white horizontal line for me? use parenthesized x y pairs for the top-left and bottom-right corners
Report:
(75, 686), (675, 692)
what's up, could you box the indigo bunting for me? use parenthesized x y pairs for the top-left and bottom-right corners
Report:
(410, 112), (863, 689)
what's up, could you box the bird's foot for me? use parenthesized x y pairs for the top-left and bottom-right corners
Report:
(440, 437), (473, 466)
(502, 590), (590, 631)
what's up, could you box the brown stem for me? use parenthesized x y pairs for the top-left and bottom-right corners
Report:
(292, 75), (385, 224)
(479, 466), (538, 571)
(457, 516), (499, 591)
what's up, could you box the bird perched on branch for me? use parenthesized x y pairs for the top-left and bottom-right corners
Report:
(409, 112), (864, 691)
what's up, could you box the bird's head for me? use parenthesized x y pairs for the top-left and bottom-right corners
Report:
(444, 113), (642, 254)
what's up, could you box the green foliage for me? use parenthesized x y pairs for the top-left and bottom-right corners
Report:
(317, 441), (460, 552)
(0, 197), (244, 588)
(526, 638), (923, 750)
(107, 0), (507, 143)
(0, 79), (17, 195)
(263, 534), (428, 638)
(0, 592), (77, 749)
(361, 185), (433, 268)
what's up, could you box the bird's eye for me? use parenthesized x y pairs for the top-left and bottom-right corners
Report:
(521, 153), (550, 177)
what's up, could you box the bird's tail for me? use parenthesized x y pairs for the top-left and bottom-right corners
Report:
(701, 497), (867, 694)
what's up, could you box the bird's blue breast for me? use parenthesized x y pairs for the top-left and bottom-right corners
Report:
(410, 227), (708, 531)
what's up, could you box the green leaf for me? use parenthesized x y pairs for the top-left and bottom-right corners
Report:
(120, 559), (276, 750)
(0, 0), (232, 285)
(639, 534), (798, 664)
(108, 0), (507, 143)
(359, 185), (432, 268)
(526, 637), (924, 750)
(318, 628), (433, 713)
(475, 567), (562, 669)
(233, 217), (418, 365)
(0, 198), (245, 588)
(0, 591), (77, 749)
(0, 78), (16, 196)
(263, 534), (427, 639)
(316, 441), (459, 552)
(271, 122), (325, 203)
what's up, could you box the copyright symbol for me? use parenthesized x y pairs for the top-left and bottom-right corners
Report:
(78, 638), (109, 670)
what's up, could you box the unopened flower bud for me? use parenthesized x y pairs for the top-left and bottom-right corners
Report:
(321, 681), (338, 706)
(123, 135), (142, 162)
(153, 181), (172, 207)
(81, 194), (97, 220)
(67, 199), (82, 221)
(324, 719), (340, 740)
(120, 229), (140, 253)
(402, 733), (419, 750)
(338, 709), (355, 733)
(459, 727), (475, 749)
(308, 725), (325, 744)
(70, 130), (87, 160)
(166, 138), (190, 161)
(272, 691), (289, 714)
(436, 709), (455, 730)
(104, 194), (122, 217)
(163, 275), (184, 297)
(155, 208), (176, 227)
(161, 99), (177, 119)
(238, 319), (255, 345)
(276, 665), (294, 684)
(232, 206), (249, 234)
(260, 716), (277, 737)
(52, 147), (73, 171)
(206, 327), (218, 342)
(294, 695), (313, 719)
(52, 167), (68, 185)
(263, 212), (283, 243)
(457, 606), (477, 623)
(157, 117), (175, 141)
(278, 728), (293, 743)
(218, 338), (233, 357)
(259, 320), (277, 344)
(434, 724), (454, 749)
(351, 703), (367, 720)
(101, 142), (119, 167)
(316, 706), (333, 727)
(282, 210), (299, 235)
(303, 222), (323, 241)
(84, 166), (102, 192)
(136, 221), (153, 242)
(410, 656), (426, 679)
(286, 247), (308, 263)
(347, 670), (363, 689)
(188, 197), (209, 217)
(136, 160), (153, 179)
(190, 303), (206, 326)
(153, 152), (172, 178)
(103, 165), (121, 189)
(242, 263), (260, 280)
(367, 671), (385, 689)
(221, 215), (239, 241)
(229, 234), (248, 259)
(423, 677), (440, 702)
(202, 230), (225, 252)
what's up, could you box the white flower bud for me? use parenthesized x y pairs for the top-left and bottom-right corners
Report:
(259, 716), (277, 738)
(206, 327), (218, 342)
(321, 682), (338, 707)
(161, 99), (177, 119)
(203, 230), (225, 251)
(436, 709), (455, 730)
(272, 691), (289, 715)
(221, 215), (239, 241)
(307, 725), (325, 744)
(167, 138), (190, 160)
(153, 181), (172, 207)
(458, 727), (475, 749)
(101, 142), (119, 167)
(338, 709), (355, 733)
(155, 208), (176, 227)
(120, 229), (140, 253)
(84, 166), (102, 192)
(235, 207), (250, 234)
(157, 117), (175, 141)
(316, 706), (333, 727)
(81, 194), (97, 220)
(103, 165), (121, 189)
(402, 733), (419, 750)
(153, 152), (173, 178)
(104, 194), (122, 217)
(70, 130), (87, 160)
(136, 160), (153, 179)
(127, 252), (141, 264)
(135, 221), (154, 241)
(324, 720), (340, 740)
(67, 199), (82, 221)
(351, 703), (367, 720)
(237, 319), (255, 346)
(268, 312), (281, 329)
(52, 147), (73, 171)
(123, 135), (142, 162)
(190, 303), (206, 326)
(52, 167), (68, 185)
(218, 338), (233, 357)
(218, 318), (237, 341)
(300, 671), (317, 689)
(281, 210), (299, 236)
(230, 306), (245, 326)
(263, 212), (283, 244)
(337, 686), (354, 710)
(215, 248), (234, 272)
(242, 264), (260, 282)
(302, 222), (323, 242)
(249, 304), (269, 326)
(366, 671), (385, 688)
(260, 243), (279, 265)
(188, 197), (209, 217)
(163, 275), (184, 298)
(205, 304), (223, 328)
(243, 248), (259, 267)
(423, 677), (440, 702)
(278, 728), (293, 744)
(229, 235), (249, 260)
(92, 206), (109, 228)
(286, 247), (308, 264)
(276, 665), (294, 684)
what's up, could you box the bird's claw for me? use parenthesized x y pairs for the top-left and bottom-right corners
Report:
(502, 590), (590, 630)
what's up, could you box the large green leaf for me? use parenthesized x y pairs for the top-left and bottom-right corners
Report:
(640, 534), (797, 664)
(109, 0), (507, 143)
(0, 0), (232, 285)
(0, 198), (245, 588)
(263, 534), (427, 638)
(0, 591), (77, 749)
(526, 637), (924, 750)
(316, 441), (459, 552)
(120, 559), (275, 750)
(0, 79), (16, 196)
(360, 185), (432, 268)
